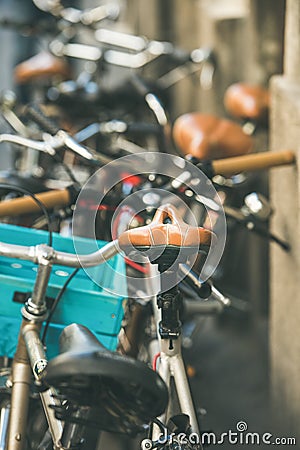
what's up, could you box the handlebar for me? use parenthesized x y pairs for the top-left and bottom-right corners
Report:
(0, 186), (77, 218)
(46, 26), (216, 84)
(74, 120), (164, 143)
(0, 149), (295, 218)
(0, 203), (211, 268)
(95, 28), (215, 67)
(0, 134), (56, 155)
(0, 100), (166, 163)
(20, 115), (293, 178)
(210, 149), (295, 177)
(33, 1), (120, 25)
(0, 130), (108, 165)
(0, 239), (119, 268)
(24, 100), (163, 154)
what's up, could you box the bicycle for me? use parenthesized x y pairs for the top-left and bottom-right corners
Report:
(0, 190), (221, 450)
(0, 211), (172, 449)
(44, 203), (216, 450)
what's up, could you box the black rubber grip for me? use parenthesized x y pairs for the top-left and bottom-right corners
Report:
(25, 104), (61, 135)
(185, 156), (214, 179)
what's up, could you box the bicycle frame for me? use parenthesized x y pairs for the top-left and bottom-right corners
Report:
(0, 243), (225, 450)
(0, 240), (119, 450)
(153, 337), (200, 436)
(146, 265), (203, 450)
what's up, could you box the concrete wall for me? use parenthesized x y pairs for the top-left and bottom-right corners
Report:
(126, 0), (285, 116)
(270, 0), (300, 437)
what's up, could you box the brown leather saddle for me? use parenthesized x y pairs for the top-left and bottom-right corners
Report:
(173, 113), (253, 160)
(224, 83), (270, 122)
(14, 51), (70, 84)
(118, 204), (214, 262)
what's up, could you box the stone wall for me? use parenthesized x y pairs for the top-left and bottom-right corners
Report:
(270, 0), (300, 437)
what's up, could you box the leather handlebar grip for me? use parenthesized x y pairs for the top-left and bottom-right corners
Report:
(212, 150), (296, 177)
(0, 189), (71, 218)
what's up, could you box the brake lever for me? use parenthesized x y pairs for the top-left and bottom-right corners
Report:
(210, 283), (231, 307)
(53, 130), (97, 161)
(179, 265), (231, 307)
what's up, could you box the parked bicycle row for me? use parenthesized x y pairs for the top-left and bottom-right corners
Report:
(0, 2), (294, 449)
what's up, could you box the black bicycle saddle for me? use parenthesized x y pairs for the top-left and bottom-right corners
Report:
(43, 323), (168, 436)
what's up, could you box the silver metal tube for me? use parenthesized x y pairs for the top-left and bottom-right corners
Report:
(0, 402), (10, 450)
(0, 242), (36, 261)
(7, 362), (32, 450)
(0, 131), (99, 162)
(74, 123), (101, 143)
(61, 132), (96, 160)
(145, 93), (168, 126)
(60, 410), (85, 448)
(171, 351), (199, 434)
(179, 264), (202, 288)
(0, 240), (119, 268)
(22, 326), (47, 379)
(152, 347), (170, 441)
(40, 390), (64, 449)
(29, 260), (52, 312)
(95, 28), (147, 52)
(52, 240), (119, 267)
(81, 4), (120, 25)
(211, 285), (231, 307)
(22, 326), (63, 447)
(158, 338), (200, 435)
(0, 134), (55, 154)
(1, 109), (29, 137)
(103, 49), (156, 69)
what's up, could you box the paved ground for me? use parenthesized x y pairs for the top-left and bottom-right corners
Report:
(99, 311), (286, 450)
(183, 312), (294, 449)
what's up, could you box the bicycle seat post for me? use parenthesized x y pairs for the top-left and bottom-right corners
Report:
(155, 255), (182, 341)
